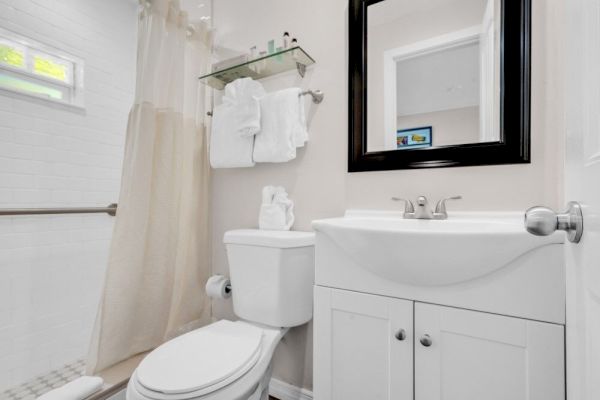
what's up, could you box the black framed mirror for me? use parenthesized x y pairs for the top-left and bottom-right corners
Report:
(349, 0), (531, 172)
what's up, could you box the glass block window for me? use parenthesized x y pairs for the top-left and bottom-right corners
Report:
(0, 28), (84, 107)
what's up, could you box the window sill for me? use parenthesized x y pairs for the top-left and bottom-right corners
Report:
(0, 86), (86, 113)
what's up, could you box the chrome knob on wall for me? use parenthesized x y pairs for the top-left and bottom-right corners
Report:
(524, 201), (583, 243)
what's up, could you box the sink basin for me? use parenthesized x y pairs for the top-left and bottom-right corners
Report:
(312, 211), (564, 286)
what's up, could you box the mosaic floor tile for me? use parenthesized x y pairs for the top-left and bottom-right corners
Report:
(0, 359), (86, 400)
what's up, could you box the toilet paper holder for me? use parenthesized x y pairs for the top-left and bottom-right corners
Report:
(206, 275), (233, 299)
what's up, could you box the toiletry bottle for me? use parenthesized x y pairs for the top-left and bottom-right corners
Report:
(291, 38), (298, 59)
(283, 32), (290, 48)
(268, 39), (275, 54)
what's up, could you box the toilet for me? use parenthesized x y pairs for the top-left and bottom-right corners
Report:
(126, 229), (315, 400)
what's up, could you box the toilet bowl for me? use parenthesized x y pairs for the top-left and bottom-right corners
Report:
(127, 230), (315, 400)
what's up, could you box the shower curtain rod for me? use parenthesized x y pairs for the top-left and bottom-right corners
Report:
(0, 203), (117, 217)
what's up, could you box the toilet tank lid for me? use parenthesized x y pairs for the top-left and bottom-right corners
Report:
(224, 229), (315, 248)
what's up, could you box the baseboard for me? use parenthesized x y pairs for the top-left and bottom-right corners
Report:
(269, 378), (313, 400)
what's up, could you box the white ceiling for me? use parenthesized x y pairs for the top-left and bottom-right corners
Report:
(396, 42), (480, 116)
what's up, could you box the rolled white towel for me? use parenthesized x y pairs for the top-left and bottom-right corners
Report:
(37, 376), (104, 400)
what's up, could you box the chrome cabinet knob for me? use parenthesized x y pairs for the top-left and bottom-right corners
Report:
(524, 201), (583, 243)
(395, 329), (407, 341)
(420, 334), (433, 347)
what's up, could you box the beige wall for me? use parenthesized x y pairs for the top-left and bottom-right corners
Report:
(211, 0), (564, 392)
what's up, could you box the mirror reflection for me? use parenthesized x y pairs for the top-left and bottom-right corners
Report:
(366, 0), (501, 152)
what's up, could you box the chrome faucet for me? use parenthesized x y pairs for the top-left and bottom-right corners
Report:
(392, 195), (462, 219)
(415, 196), (433, 219)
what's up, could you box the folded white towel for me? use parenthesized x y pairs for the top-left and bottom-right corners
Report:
(37, 376), (104, 400)
(259, 186), (295, 231)
(253, 88), (308, 163)
(210, 103), (256, 168)
(223, 77), (265, 137)
(210, 78), (266, 168)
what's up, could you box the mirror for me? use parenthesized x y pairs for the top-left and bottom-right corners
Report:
(349, 0), (531, 171)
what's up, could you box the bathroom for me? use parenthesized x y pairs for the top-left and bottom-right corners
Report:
(0, 0), (595, 399)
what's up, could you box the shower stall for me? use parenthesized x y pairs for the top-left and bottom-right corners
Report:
(0, 0), (212, 398)
(0, 0), (138, 397)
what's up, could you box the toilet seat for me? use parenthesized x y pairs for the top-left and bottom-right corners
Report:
(128, 321), (286, 400)
(135, 321), (263, 398)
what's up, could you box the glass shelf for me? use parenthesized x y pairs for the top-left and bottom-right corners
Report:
(199, 46), (315, 90)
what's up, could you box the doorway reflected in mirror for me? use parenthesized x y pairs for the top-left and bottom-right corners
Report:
(366, 0), (501, 153)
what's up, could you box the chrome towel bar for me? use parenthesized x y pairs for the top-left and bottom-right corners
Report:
(0, 203), (117, 217)
(206, 88), (324, 116)
(299, 89), (324, 104)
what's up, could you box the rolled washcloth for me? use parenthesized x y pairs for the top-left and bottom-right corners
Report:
(253, 88), (308, 163)
(258, 186), (295, 231)
(210, 78), (266, 168)
(36, 376), (104, 400)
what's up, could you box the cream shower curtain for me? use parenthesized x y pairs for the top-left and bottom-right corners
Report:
(87, 0), (212, 374)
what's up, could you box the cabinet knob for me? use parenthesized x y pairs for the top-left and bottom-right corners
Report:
(395, 329), (406, 341)
(420, 334), (433, 347)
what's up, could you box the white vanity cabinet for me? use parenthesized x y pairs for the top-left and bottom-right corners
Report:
(313, 287), (413, 400)
(314, 287), (565, 400)
(414, 302), (564, 400)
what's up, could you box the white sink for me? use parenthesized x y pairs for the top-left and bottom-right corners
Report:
(312, 211), (564, 286)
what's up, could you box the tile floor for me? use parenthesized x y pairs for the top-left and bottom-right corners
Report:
(0, 361), (282, 400)
(0, 360), (85, 400)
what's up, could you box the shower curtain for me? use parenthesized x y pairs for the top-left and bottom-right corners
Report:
(87, 0), (212, 374)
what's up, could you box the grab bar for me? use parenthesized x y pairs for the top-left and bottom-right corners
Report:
(0, 203), (117, 217)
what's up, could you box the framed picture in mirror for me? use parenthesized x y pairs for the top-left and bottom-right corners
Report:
(396, 127), (432, 150)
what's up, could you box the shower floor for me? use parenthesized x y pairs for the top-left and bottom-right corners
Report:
(0, 359), (85, 400)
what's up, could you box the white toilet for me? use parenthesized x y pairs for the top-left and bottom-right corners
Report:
(127, 229), (315, 400)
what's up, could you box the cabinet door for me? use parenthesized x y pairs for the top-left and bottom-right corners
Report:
(314, 287), (413, 400)
(415, 303), (565, 400)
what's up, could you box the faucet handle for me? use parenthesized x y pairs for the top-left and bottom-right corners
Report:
(392, 197), (415, 214)
(434, 196), (462, 214)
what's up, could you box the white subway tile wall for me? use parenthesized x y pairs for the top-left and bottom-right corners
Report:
(0, 0), (137, 390)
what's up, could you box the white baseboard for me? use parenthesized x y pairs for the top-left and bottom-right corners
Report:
(269, 378), (313, 400)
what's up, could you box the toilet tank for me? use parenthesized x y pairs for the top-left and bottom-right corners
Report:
(224, 229), (315, 328)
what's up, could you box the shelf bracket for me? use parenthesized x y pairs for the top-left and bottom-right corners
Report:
(296, 62), (307, 78)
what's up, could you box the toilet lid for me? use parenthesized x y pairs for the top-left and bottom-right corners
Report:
(136, 320), (263, 395)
